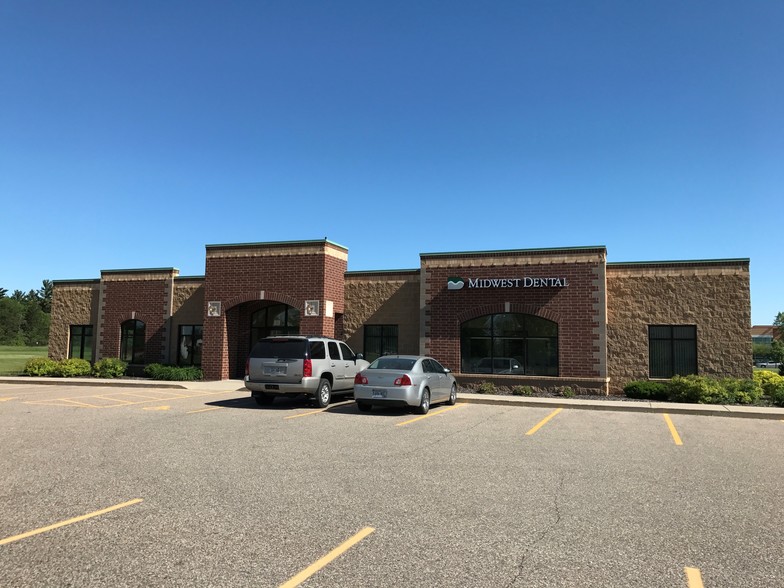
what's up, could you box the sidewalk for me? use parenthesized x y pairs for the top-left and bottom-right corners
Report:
(1, 376), (783, 420)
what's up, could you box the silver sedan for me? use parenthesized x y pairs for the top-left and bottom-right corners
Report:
(353, 355), (457, 414)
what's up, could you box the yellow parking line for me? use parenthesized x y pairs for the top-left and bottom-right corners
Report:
(187, 407), (223, 414)
(684, 567), (704, 587)
(525, 408), (563, 435)
(279, 527), (375, 588)
(0, 397), (18, 402)
(395, 404), (463, 427)
(0, 499), (143, 546)
(663, 414), (683, 446)
(283, 400), (353, 420)
(285, 408), (328, 420)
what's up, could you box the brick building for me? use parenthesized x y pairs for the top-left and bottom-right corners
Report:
(50, 240), (752, 393)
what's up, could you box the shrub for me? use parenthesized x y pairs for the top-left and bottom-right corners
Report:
(769, 379), (784, 407)
(93, 358), (127, 378)
(144, 363), (203, 381)
(668, 375), (732, 405)
(720, 378), (763, 405)
(560, 386), (575, 398)
(52, 358), (92, 377)
(511, 385), (534, 396)
(24, 357), (58, 376)
(475, 381), (496, 394)
(753, 370), (784, 397)
(623, 380), (671, 401)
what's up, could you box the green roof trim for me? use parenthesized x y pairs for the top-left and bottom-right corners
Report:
(608, 258), (750, 266)
(420, 245), (606, 258)
(346, 268), (420, 276)
(52, 278), (100, 285)
(101, 268), (178, 274)
(205, 238), (348, 251)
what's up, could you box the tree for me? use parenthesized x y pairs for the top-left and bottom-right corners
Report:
(10, 290), (25, 302)
(0, 298), (25, 345)
(23, 303), (49, 346)
(769, 312), (784, 364)
(0, 287), (7, 298)
(37, 279), (53, 313)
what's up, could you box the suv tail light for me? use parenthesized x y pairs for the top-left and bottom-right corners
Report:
(303, 358), (312, 378)
(354, 373), (367, 385)
(245, 358), (249, 377)
(394, 374), (412, 386)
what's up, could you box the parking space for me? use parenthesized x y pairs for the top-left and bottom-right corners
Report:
(1, 382), (783, 587)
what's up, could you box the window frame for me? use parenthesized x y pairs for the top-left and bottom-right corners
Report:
(363, 324), (399, 362)
(177, 325), (203, 366)
(460, 313), (559, 376)
(120, 320), (146, 364)
(648, 324), (698, 379)
(69, 325), (93, 360)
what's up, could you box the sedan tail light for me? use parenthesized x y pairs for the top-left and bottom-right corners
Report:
(394, 374), (412, 386)
(303, 359), (312, 378)
(354, 373), (368, 385)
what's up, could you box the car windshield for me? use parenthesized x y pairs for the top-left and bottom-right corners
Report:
(369, 357), (417, 371)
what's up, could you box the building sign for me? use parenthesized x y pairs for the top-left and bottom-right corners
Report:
(448, 277), (569, 290)
(207, 301), (222, 317)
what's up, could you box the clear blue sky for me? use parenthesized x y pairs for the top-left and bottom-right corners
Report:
(1, 1), (781, 324)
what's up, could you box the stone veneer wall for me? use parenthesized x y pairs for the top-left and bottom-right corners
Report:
(169, 279), (205, 364)
(49, 281), (100, 361)
(343, 271), (421, 356)
(606, 260), (751, 393)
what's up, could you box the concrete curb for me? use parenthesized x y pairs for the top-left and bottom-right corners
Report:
(0, 377), (188, 390)
(456, 393), (784, 420)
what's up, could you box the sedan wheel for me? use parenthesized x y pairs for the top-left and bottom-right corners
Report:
(446, 384), (457, 405)
(415, 388), (430, 415)
(315, 379), (332, 408)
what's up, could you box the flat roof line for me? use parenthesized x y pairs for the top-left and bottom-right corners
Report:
(420, 245), (607, 258)
(346, 268), (420, 276)
(608, 258), (750, 266)
(205, 238), (348, 251)
(101, 268), (179, 274)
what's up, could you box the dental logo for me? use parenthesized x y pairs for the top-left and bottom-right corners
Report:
(447, 277), (465, 290)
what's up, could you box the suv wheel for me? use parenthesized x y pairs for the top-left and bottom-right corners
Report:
(315, 378), (332, 408)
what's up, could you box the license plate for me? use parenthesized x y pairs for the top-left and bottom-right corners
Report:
(264, 365), (287, 375)
(372, 389), (387, 399)
(265, 384), (279, 390)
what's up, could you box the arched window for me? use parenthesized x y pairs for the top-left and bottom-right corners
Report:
(250, 304), (300, 349)
(461, 313), (558, 376)
(120, 320), (146, 364)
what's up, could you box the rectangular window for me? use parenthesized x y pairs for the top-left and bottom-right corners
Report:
(649, 325), (697, 378)
(69, 325), (93, 360)
(363, 325), (398, 362)
(177, 325), (203, 366)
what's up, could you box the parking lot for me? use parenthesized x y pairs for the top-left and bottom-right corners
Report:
(1, 382), (782, 587)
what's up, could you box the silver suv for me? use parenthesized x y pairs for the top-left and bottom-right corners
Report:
(244, 336), (369, 407)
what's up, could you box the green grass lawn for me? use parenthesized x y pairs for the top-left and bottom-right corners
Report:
(0, 346), (48, 375)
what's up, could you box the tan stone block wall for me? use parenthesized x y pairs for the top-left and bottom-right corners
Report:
(344, 272), (420, 356)
(50, 283), (100, 361)
(170, 281), (205, 362)
(607, 264), (751, 393)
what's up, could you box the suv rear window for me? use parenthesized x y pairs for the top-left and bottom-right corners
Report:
(309, 341), (326, 359)
(250, 339), (307, 359)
